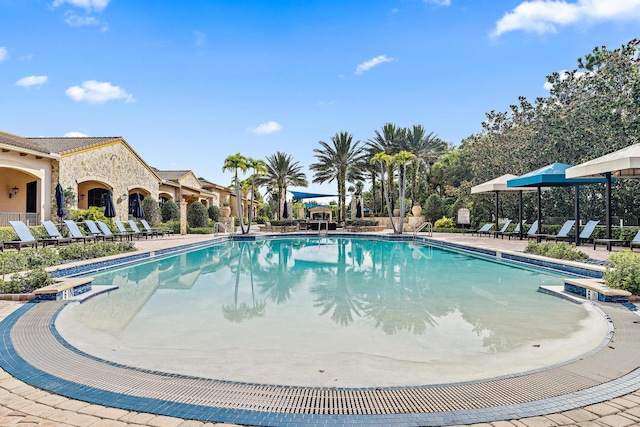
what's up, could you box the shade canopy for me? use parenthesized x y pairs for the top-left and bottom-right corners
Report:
(104, 190), (116, 218)
(356, 201), (362, 218)
(132, 193), (144, 219)
(507, 163), (607, 188)
(471, 173), (537, 194)
(566, 143), (640, 179)
(471, 174), (537, 239)
(282, 201), (289, 219)
(55, 183), (66, 218)
(289, 191), (339, 199)
(508, 163), (608, 246)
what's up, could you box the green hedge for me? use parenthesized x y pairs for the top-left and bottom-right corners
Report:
(604, 250), (640, 295)
(525, 241), (589, 261)
(345, 219), (379, 227)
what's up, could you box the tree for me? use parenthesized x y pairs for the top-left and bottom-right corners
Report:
(161, 200), (180, 222)
(187, 201), (208, 228)
(370, 152), (397, 234)
(141, 198), (161, 226)
(260, 152), (308, 219)
(222, 153), (249, 234)
(405, 125), (447, 206)
(393, 150), (416, 234)
(245, 157), (267, 233)
(310, 132), (367, 222)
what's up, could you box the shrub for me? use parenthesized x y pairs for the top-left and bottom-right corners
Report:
(142, 198), (162, 226)
(70, 207), (108, 222)
(434, 216), (455, 228)
(58, 242), (136, 262)
(0, 248), (61, 275)
(423, 194), (444, 224)
(604, 250), (640, 295)
(208, 205), (221, 222)
(187, 227), (217, 234)
(254, 215), (269, 224)
(2, 268), (55, 294)
(161, 200), (180, 222)
(525, 242), (589, 261)
(187, 201), (208, 228)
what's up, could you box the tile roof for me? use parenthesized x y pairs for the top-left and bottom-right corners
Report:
(26, 136), (123, 155)
(154, 170), (191, 181)
(0, 130), (51, 153)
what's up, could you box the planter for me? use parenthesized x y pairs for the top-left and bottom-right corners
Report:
(221, 206), (231, 218)
(393, 208), (401, 217)
(411, 205), (422, 217)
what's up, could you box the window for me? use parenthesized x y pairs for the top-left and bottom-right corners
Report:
(88, 188), (108, 208)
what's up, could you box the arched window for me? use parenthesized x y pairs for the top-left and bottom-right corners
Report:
(159, 196), (169, 207)
(128, 193), (146, 215)
(88, 188), (108, 208)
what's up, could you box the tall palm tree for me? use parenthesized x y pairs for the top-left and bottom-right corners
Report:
(370, 151), (397, 234)
(310, 132), (367, 223)
(222, 153), (248, 234)
(260, 152), (308, 219)
(367, 124), (406, 212)
(394, 150), (416, 234)
(245, 157), (267, 233)
(405, 125), (447, 205)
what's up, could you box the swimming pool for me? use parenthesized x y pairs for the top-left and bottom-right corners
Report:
(55, 236), (608, 387)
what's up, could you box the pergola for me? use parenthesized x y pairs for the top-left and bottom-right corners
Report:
(308, 206), (333, 221)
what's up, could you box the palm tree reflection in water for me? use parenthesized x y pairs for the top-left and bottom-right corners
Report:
(221, 241), (266, 323)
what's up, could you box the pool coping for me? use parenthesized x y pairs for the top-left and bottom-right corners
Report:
(1, 233), (636, 427)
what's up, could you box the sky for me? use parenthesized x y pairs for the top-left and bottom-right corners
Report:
(2, 0), (640, 197)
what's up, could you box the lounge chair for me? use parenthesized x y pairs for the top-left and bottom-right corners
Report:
(594, 229), (640, 251)
(470, 223), (494, 237)
(491, 219), (512, 238)
(498, 220), (526, 240)
(4, 221), (39, 250)
(529, 220), (575, 243)
(140, 219), (172, 236)
(96, 220), (131, 241)
(128, 220), (154, 238)
(556, 220), (599, 244)
(85, 220), (116, 241)
(114, 220), (142, 239)
(63, 220), (98, 244)
(41, 220), (73, 246)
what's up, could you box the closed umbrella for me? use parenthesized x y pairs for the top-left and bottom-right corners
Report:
(104, 190), (116, 218)
(132, 193), (144, 219)
(356, 201), (362, 218)
(282, 201), (289, 219)
(55, 183), (66, 219)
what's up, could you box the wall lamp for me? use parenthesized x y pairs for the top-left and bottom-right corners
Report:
(80, 194), (86, 201)
(9, 186), (19, 198)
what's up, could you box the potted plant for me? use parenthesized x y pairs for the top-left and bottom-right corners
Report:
(221, 199), (231, 218)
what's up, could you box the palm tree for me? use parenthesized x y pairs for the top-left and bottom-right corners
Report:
(245, 157), (267, 233)
(405, 125), (447, 205)
(367, 124), (406, 212)
(370, 151), (397, 234)
(260, 152), (308, 219)
(394, 150), (416, 234)
(310, 132), (367, 223)
(222, 153), (249, 234)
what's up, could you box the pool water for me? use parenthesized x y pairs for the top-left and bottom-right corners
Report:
(55, 237), (608, 387)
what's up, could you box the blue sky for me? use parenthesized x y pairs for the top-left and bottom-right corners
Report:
(2, 0), (640, 196)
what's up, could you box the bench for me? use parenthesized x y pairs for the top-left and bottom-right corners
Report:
(33, 277), (94, 301)
(563, 278), (632, 303)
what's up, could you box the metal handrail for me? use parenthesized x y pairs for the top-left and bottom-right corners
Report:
(214, 222), (233, 236)
(413, 221), (432, 238)
(319, 220), (329, 235)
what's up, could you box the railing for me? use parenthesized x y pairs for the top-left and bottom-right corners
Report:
(0, 212), (40, 227)
(413, 221), (432, 238)
(213, 222), (233, 236)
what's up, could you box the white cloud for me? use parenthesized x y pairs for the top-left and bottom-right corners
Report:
(355, 55), (395, 75)
(492, 0), (640, 38)
(65, 14), (100, 27)
(194, 31), (206, 47)
(65, 80), (135, 104)
(15, 75), (48, 88)
(52, 0), (110, 12)
(424, 0), (451, 5)
(0, 47), (8, 62)
(64, 131), (89, 137)
(249, 121), (282, 135)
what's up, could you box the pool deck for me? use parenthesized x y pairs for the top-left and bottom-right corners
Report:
(2, 231), (640, 426)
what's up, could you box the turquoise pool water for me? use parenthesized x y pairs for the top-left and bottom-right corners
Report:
(55, 237), (608, 387)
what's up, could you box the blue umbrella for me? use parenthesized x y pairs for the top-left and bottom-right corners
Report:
(55, 183), (66, 219)
(104, 190), (116, 218)
(282, 201), (289, 219)
(132, 193), (144, 219)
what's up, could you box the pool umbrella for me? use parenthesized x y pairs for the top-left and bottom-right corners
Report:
(282, 201), (289, 219)
(132, 193), (144, 219)
(356, 200), (362, 218)
(567, 143), (640, 245)
(104, 190), (116, 218)
(471, 174), (537, 240)
(508, 163), (608, 246)
(55, 183), (66, 220)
